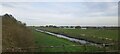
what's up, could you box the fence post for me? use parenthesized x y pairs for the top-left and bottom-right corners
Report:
(103, 44), (106, 52)
(83, 44), (87, 52)
(62, 45), (67, 52)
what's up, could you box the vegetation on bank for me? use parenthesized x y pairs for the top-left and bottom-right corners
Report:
(38, 28), (118, 44)
(1, 14), (118, 52)
(2, 14), (35, 52)
(36, 27), (118, 51)
(32, 28), (104, 52)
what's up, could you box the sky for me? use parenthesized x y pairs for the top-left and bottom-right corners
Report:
(0, 0), (119, 2)
(0, 1), (119, 26)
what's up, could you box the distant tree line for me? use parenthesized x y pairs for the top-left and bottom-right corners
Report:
(35, 25), (119, 30)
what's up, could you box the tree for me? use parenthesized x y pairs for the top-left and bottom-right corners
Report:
(70, 26), (73, 28)
(23, 23), (26, 26)
(75, 26), (81, 28)
(49, 25), (53, 27)
(4, 13), (9, 17)
(46, 25), (49, 27)
(53, 26), (57, 28)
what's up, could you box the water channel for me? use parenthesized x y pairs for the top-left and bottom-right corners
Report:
(35, 29), (102, 47)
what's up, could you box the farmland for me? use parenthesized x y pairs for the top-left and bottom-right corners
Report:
(35, 27), (118, 51)
(38, 28), (118, 44)
(32, 28), (104, 52)
(1, 14), (119, 53)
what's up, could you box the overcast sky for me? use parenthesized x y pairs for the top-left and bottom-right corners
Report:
(0, 0), (119, 2)
(0, 1), (118, 26)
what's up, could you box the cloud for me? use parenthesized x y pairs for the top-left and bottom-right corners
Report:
(0, 0), (119, 2)
(0, 2), (118, 26)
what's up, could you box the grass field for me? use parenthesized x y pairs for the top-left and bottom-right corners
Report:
(38, 28), (118, 44)
(32, 28), (104, 52)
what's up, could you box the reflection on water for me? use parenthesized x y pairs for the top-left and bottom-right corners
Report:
(36, 29), (102, 47)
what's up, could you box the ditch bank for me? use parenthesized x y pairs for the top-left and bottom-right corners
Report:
(35, 29), (104, 47)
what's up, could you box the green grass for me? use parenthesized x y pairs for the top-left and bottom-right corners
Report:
(32, 29), (104, 52)
(39, 28), (118, 44)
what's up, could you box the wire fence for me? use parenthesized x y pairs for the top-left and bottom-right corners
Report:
(2, 45), (97, 52)
(2, 45), (118, 52)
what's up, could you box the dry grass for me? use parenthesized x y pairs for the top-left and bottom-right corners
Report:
(2, 14), (34, 52)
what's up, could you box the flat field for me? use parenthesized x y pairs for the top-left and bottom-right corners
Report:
(32, 29), (103, 52)
(39, 28), (118, 44)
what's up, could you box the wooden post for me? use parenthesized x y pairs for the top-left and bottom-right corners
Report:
(103, 44), (106, 52)
(83, 44), (86, 52)
(63, 45), (67, 52)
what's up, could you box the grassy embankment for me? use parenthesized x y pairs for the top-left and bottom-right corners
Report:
(2, 14), (35, 52)
(32, 28), (104, 52)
